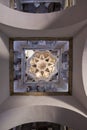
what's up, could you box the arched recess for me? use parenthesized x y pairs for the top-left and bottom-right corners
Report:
(0, 1), (87, 31)
(82, 40), (87, 96)
(0, 106), (87, 130)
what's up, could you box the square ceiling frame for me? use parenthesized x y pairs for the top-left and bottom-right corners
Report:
(9, 37), (73, 96)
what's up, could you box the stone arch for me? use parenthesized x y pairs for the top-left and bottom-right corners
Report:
(0, 106), (86, 130)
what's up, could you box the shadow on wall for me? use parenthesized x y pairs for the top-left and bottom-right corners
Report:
(82, 40), (87, 96)
(0, 31), (9, 104)
(0, 31), (9, 55)
(0, 106), (87, 130)
(42, 3), (87, 30)
(50, 96), (87, 115)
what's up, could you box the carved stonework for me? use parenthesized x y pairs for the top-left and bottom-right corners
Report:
(26, 51), (58, 81)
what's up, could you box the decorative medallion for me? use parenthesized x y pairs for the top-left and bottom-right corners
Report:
(26, 51), (58, 81)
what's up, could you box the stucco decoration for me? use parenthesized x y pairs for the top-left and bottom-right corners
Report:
(26, 51), (58, 81)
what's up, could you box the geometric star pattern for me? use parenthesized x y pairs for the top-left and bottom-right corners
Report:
(26, 51), (58, 81)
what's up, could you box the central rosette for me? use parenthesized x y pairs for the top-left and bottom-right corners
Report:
(38, 61), (46, 70)
(26, 51), (58, 81)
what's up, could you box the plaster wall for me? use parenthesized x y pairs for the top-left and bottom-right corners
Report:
(73, 25), (87, 109)
(0, 0), (87, 30)
(0, 0), (9, 7)
(82, 37), (87, 96)
(0, 106), (87, 130)
(0, 31), (9, 104)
